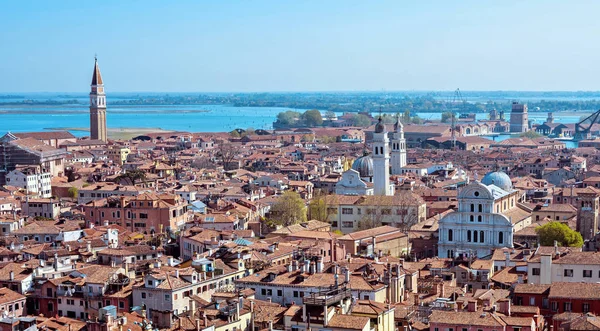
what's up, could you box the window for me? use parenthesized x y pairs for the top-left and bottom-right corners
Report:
(532, 268), (540, 276)
(470, 215), (474, 222)
(470, 204), (475, 212)
(529, 297), (535, 306)
(477, 215), (482, 222)
(551, 302), (558, 312)
(140, 213), (148, 219)
(499, 232), (504, 244)
(473, 231), (478, 243)
(381, 208), (391, 215)
(342, 208), (353, 215)
(293, 291), (299, 297)
(542, 298), (549, 309)
(583, 303), (590, 313)
(480, 231), (484, 242)
(564, 269), (574, 277)
(342, 221), (354, 228)
(165, 294), (170, 301)
(277, 290), (283, 296)
(584, 270), (593, 278)
(141, 292), (146, 299)
(564, 302), (572, 312)
(467, 230), (472, 242)
(448, 229), (453, 242)
(478, 204), (482, 212)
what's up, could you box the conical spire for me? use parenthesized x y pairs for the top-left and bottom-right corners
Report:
(91, 56), (103, 86)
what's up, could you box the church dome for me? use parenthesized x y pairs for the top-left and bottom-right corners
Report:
(352, 155), (373, 178)
(375, 117), (385, 133)
(481, 171), (512, 191)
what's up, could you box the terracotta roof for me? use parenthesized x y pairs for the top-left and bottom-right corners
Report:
(91, 58), (103, 85)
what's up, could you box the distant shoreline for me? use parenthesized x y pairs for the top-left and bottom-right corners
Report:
(44, 127), (174, 139)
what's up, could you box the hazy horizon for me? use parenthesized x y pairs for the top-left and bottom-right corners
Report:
(3, 1), (600, 93)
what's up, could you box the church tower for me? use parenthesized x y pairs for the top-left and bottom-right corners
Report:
(90, 57), (107, 142)
(390, 116), (407, 175)
(372, 117), (392, 196)
(577, 189), (600, 242)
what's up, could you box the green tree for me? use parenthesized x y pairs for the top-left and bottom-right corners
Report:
(351, 114), (371, 127)
(324, 111), (336, 120)
(520, 131), (543, 139)
(276, 110), (301, 126)
(411, 116), (423, 124)
(441, 112), (455, 123)
(308, 191), (333, 222)
(68, 187), (78, 199)
(229, 130), (241, 138)
(270, 191), (307, 226)
(402, 110), (411, 123)
(302, 109), (323, 127)
(535, 221), (583, 247)
(245, 127), (256, 136)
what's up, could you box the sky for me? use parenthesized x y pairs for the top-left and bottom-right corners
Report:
(1, 0), (600, 92)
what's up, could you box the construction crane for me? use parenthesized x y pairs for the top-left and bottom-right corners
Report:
(448, 88), (466, 150)
(574, 109), (600, 141)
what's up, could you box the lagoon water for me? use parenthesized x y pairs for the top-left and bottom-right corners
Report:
(0, 93), (591, 138)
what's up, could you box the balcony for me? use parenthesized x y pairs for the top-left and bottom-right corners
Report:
(303, 287), (351, 306)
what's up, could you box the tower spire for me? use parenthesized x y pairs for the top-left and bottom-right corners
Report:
(91, 56), (103, 86)
(89, 56), (107, 142)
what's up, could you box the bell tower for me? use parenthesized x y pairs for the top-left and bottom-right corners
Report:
(577, 189), (600, 241)
(391, 115), (407, 175)
(90, 56), (107, 142)
(372, 117), (392, 196)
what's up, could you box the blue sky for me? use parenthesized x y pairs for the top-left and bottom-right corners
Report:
(1, 0), (599, 92)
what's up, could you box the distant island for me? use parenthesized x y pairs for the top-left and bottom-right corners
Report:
(3, 91), (600, 113)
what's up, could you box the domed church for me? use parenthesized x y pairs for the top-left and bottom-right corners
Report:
(437, 171), (531, 259)
(335, 117), (397, 196)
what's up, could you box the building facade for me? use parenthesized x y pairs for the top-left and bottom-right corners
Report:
(438, 171), (530, 258)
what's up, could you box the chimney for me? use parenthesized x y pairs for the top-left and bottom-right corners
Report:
(344, 267), (350, 283)
(316, 257), (324, 273)
(168, 256), (174, 267)
(504, 251), (510, 268)
(467, 300), (477, 312)
(87, 241), (92, 253)
(175, 269), (180, 278)
(54, 253), (59, 271)
(189, 299), (195, 318)
(9, 271), (14, 281)
(196, 319), (201, 331)
(103, 219), (109, 226)
(554, 240), (559, 256)
(517, 274), (524, 284)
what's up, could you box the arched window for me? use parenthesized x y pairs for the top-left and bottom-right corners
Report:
(474, 231), (478, 242)
(499, 232), (504, 244)
(478, 215), (482, 222)
(480, 231), (484, 243)
(470, 215), (474, 222)
(448, 229), (453, 242)
(467, 230), (472, 242)
(471, 204), (475, 212)
(478, 204), (482, 212)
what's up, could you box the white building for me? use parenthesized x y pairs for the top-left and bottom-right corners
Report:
(5, 167), (52, 198)
(334, 169), (373, 196)
(437, 171), (531, 258)
(390, 119), (407, 175)
(372, 117), (393, 196)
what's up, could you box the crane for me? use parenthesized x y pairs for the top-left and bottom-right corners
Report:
(448, 88), (466, 150)
(574, 109), (600, 141)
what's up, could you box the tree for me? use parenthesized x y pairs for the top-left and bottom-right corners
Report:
(441, 112), (455, 123)
(520, 131), (542, 139)
(324, 110), (336, 120)
(536, 221), (583, 247)
(217, 142), (240, 171)
(277, 110), (301, 126)
(68, 187), (78, 199)
(351, 114), (371, 127)
(269, 191), (307, 226)
(402, 110), (411, 123)
(229, 130), (241, 138)
(302, 109), (323, 127)
(411, 116), (423, 125)
(245, 127), (256, 136)
(308, 190), (333, 222)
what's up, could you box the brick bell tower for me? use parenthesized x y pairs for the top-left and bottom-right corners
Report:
(90, 56), (107, 142)
(577, 189), (600, 242)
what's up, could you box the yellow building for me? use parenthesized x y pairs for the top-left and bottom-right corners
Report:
(108, 146), (130, 165)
